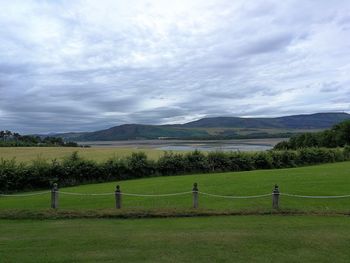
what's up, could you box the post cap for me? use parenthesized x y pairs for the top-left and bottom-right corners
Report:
(116, 185), (120, 192)
(273, 184), (279, 193)
(193, 182), (198, 191)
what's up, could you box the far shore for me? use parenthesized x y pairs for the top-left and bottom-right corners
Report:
(77, 138), (285, 148)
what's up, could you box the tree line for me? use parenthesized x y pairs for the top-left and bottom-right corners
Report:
(0, 130), (78, 147)
(1, 147), (350, 193)
(274, 120), (350, 150)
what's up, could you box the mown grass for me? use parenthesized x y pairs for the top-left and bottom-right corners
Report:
(0, 147), (168, 163)
(1, 161), (350, 213)
(1, 215), (350, 263)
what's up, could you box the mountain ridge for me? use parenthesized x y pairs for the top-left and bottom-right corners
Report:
(56, 112), (350, 141)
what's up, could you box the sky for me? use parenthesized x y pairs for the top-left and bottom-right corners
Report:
(1, 0), (350, 133)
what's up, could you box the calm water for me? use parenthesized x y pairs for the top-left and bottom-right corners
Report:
(157, 144), (272, 152)
(79, 138), (282, 152)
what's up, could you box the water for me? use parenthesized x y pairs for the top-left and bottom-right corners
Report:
(79, 138), (282, 152)
(157, 144), (272, 152)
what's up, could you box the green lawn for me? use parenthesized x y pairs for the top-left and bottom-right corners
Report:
(2, 163), (350, 262)
(1, 161), (350, 213)
(1, 216), (350, 263)
(0, 147), (167, 163)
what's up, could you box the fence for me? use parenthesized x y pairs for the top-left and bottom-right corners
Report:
(1, 183), (350, 210)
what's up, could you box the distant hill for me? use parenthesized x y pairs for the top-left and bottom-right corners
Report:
(183, 113), (350, 129)
(57, 112), (350, 141)
(76, 124), (208, 141)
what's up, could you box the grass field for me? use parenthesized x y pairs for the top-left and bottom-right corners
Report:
(1, 215), (350, 263)
(2, 162), (350, 262)
(0, 147), (167, 163)
(1, 161), (350, 213)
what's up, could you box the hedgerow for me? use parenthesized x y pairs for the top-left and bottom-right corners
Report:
(0, 148), (349, 193)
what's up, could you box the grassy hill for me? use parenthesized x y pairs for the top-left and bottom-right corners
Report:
(57, 112), (350, 141)
(77, 124), (209, 141)
(183, 112), (350, 128)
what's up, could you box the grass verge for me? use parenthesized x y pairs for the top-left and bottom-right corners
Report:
(1, 215), (350, 262)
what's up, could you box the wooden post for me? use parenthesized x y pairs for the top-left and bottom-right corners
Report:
(115, 185), (121, 209)
(192, 183), (199, 209)
(272, 184), (280, 209)
(51, 183), (58, 209)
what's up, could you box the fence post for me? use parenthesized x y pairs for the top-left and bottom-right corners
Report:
(192, 183), (199, 209)
(272, 184), (280, 209)
(115, 185), (121, 209)
(51, 183), (58, 209)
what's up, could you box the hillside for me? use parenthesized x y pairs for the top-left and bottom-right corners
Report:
(183, 112), (350, 128)
(76, 124), (209, 141)
(58, 112), (350, 141)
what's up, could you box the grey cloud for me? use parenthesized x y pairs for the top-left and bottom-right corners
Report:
(320, 82), (342, 93)
(239, 33), (295, 56)
(0, 0), (349, 133)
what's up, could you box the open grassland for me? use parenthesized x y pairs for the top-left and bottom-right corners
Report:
(1, 161), (350, 213)
(1, 216), (350, 263)
(0, 147), (167, 163)
(0, 138), (281, 163)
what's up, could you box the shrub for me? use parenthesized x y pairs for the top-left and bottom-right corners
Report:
(157, 152), (186, 175)
(252, 152), (274, 169)
(125, 152), (155, 178)
(207, 151), (230, 172)
(1, 147), (350, 193)
(184, 150), (209, 173)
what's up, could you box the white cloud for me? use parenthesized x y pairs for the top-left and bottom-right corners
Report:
(0, 0), (350, 133)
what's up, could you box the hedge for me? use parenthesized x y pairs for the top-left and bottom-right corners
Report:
(1, 147), (349, 193)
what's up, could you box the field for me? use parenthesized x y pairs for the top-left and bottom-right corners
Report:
(0, 139), (282, 163)
(1, 216), (350, 263)
(1, 162), (350, 262)
(0, 147), (167, 163)
(1, 161), (350, 212)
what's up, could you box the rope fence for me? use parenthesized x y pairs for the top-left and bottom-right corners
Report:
(280, 193), (350, 199)
(1, 183), (350, 209)
(0, 191), (51, 197)
(199, 192), (272, 199)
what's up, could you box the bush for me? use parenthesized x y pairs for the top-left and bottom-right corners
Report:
(252, 152), (274, 169)
(184, 150), (209, 173)
(157, 152), (186, 175)
(207, 151), (230, 172)
(344, 145), (350, 159)
(1, 148), (350, 193)
(125, 152), (155, 178)
(227, 152), (254, 171)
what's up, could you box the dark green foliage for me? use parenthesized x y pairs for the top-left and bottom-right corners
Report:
(1, 147), (350, 193)
(157, 152), (186, 175)
(103, 158), (128, 181)
(125, 152), (156, 178)
(344, 145), (350, 159)
(252, 152), (273, 169)
(0, 130), (78, 147)
(184, 150), (209, 173)
(207, 151), (230, 172)
(227, 152), (254, 171)
(274, 120), (350, 150)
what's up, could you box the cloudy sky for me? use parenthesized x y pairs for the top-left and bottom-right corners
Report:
(1, 0), (350, 133)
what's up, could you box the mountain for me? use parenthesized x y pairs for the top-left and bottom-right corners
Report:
(58, 112), (350, 141)
(76, 124), (208, 141)
(183, 113), (350, 129)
